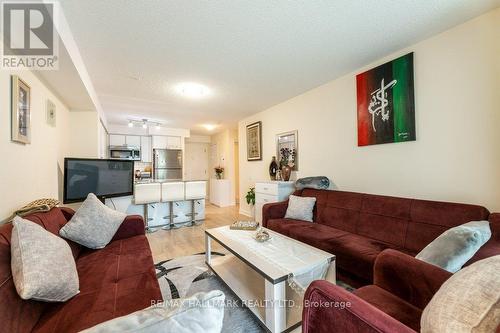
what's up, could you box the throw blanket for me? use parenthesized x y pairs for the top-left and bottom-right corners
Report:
(14, 198), (60, 218)
(295, 176), (330, 190)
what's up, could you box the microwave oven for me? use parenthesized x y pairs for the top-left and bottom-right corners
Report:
(109, 146), (141, 160)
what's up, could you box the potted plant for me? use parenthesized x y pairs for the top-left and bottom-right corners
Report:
(214, 166), (224, 179)
(246, 187), (256, 218)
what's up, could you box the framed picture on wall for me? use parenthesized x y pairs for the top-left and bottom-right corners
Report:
(11, 75), (31, 144)
(356, 52), (415, 146)
(246, 121), (262, 161)
(276, 130), (298, 170)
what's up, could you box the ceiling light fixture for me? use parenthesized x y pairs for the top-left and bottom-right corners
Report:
(175, 82), (210, 98)
(203, 124), (217, 131)
(128, 120), (134, 127)
(142, 120), (147, 129)
(155, 123), (161, 130)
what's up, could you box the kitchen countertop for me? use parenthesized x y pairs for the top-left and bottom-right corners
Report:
(134, 179), (207, 184)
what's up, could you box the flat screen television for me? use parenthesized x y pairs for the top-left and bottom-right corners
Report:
(63, 158), (134, 204)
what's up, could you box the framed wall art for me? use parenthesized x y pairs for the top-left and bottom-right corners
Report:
(356, 52), (415, 146)
(246, 121), (262, 161)
(276, 130), (298, 170)
(11, 75), (31, 144)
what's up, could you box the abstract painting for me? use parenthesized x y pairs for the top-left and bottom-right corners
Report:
(356, 52), (415, 146)
(246, 121), (262, 161)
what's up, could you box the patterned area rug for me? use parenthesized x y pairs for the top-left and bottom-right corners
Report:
(155, 253), (355, 332)
(155, 252), (263, 332)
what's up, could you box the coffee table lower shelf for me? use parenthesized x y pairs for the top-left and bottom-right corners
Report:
(206, 254), (302, 333)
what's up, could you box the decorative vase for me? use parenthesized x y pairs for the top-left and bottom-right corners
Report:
(269, 156), (278, 180)
(281, 165), (292, 181)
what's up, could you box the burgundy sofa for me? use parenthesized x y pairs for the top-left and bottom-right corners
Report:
(263, 189), (500, 287)
(302, 249), (453, 332)
(0, 207), (162, 333)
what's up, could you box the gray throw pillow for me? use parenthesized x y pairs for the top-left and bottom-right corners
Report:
(416, 221), (491, 273)
(11, 216), (79, 302)
(421, 255), (500, 333)
(284, 195), (316, 222)
(81, 290), (225, 333)
(59, 193), (126, 249)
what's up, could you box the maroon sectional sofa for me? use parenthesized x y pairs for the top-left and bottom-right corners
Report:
(302, 249), (453, 332)
(263, 188), (500, 287)
(0, 207), (162, 333)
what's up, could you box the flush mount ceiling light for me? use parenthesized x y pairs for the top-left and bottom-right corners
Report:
(202, 124), (217, 131)
(128, 120), (134, 127)
(175, 82), (210, 98)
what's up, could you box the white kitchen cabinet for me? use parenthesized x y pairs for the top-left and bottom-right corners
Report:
(140, 136), (152, 162)
(255, 181), (295, 223)
(125, 135), (141, 147)
(167, 136), (182, 149)
(109, 134), (126, 146)
(152, 135), (168, 149)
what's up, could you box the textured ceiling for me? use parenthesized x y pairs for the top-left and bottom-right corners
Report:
(59, 0), (500, 133)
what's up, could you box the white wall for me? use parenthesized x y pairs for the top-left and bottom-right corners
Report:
(67, 111), (100, 158)
(238, 9), (500, 216)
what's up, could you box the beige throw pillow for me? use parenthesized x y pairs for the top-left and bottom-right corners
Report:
(81, 290), (225, 333)
(285, 195), (316, 222)
(59, 193), (126, 249)
(11, 216), (79, 302)
(421, 255), (500, 333)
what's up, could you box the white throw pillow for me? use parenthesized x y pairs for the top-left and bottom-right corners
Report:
(59, 193), (126, 249)
(11, 216), (79, 302)
(81, 290), (225, 333)
(284, 195), (316, 222)
(416, 221), (491, 273)
(421, 255), (500, 333)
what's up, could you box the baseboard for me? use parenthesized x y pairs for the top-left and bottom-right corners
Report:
(239, 208), (252, 217)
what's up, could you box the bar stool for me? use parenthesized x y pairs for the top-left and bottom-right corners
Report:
(185, 181), (207, 225)
(161, 182), (185, 229)
(133, 183), (161, 233)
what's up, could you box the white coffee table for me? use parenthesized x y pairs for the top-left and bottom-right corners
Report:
(205, 226), (335, 333)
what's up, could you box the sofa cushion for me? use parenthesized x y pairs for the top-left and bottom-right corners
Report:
(420, 255), (500, 333)
(266, 218), (314, 237)
(287, 223), (350, 249)
(32, 235), (162, 333)
(60, 193), (126, 249)
(416, 221), (491, 272)
(406, 200), (490, 253)
(322, 233), (397, 282)
(355, 285), (422, 331)
(11, 216), (79, 302)
(284, 195), (316, 222)
(81, 290), (225, 333)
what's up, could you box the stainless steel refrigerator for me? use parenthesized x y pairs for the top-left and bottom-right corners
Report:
(153, 149), (183, 180)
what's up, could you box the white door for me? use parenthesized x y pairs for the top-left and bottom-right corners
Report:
(109, 134), (126, 146)
(184, 143), (209, 181)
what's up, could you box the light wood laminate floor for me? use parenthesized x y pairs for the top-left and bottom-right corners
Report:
(147, 204), (247, 262)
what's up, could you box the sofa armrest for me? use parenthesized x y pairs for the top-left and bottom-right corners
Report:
(262, 201), (288, 227)
(303, 280), (415, 333)
(59, 207), (75, 221)
(373, 249), (452, 309)
(111, 215), (145, 241)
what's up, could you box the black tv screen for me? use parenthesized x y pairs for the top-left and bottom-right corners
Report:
(64, 158), (134, 203)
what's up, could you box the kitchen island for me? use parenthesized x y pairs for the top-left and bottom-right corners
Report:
(105, 180), (207, 230)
